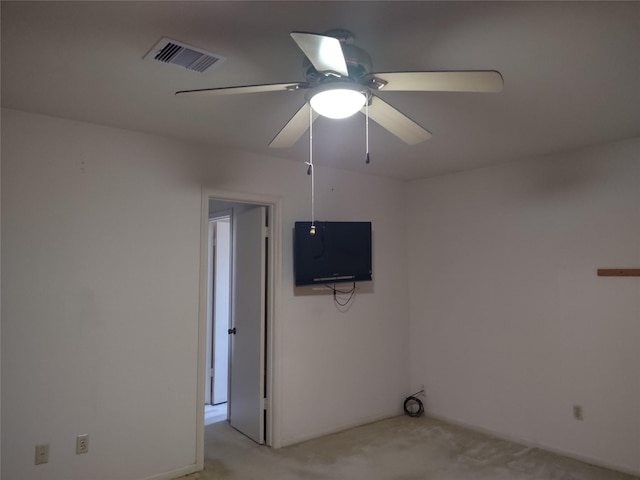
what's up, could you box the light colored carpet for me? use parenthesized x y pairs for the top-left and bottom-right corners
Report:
(181, 415), (638, 480)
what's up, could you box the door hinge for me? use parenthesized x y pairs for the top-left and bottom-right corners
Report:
(262, 397), (269, 410)
(264, 226), (269, 238)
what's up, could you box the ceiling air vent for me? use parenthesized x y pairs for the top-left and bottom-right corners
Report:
(144, 37), (225, 73)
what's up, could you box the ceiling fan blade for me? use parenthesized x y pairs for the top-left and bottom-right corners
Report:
(176, 82), (306, 96)
(364, 95), (432, 145)
(290, 32), (348, 77)
(269, 103), (319, 148)
(369, 71), (504, 93)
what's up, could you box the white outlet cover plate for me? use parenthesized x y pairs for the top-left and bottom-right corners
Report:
(76, 434), (89, 454)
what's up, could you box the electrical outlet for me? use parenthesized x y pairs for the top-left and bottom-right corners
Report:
(573, 405), (583, 421)
(35, 444), (49, 465)
(76, 434), (89, 454)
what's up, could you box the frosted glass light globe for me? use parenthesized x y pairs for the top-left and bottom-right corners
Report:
(309, 87), (367, 119)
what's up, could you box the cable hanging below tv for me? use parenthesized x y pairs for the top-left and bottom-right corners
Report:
(294, 221), (372, 286)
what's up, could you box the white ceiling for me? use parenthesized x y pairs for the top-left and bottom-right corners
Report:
(2, 1), (639, 181)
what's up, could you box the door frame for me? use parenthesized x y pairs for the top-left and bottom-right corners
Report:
(196, 188), (282, 468)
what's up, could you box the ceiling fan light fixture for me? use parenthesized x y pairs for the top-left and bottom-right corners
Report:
(308, 83), (367, 119)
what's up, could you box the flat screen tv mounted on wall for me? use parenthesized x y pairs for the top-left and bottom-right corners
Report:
(294, 221), (372, 286)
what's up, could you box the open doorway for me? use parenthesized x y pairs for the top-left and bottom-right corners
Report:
(205, 214), (231, 425)
(198, 191), (280, 460)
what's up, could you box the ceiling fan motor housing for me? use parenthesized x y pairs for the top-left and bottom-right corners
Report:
(305, 80), (370, 103)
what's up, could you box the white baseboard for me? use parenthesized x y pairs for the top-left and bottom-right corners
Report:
(140, 463), (200, 480)
(426, 411), (640, 478)
(279, 410), (403, 448)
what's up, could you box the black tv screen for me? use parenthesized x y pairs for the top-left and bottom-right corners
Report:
(294, 221), (372, 286)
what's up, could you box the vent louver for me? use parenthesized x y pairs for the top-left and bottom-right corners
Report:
(144, 37), (225, 73)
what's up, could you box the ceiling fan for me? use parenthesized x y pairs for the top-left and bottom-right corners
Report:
(176, 29), (503, 148)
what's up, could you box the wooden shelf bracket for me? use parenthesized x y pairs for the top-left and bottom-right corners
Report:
(597, 269), (640, 277)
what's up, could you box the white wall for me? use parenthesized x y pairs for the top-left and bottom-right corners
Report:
(1, 109), (205, 480)
(4, 108), (638, 479)
(407, 138), (640, 474)
(198, 146), (411, 446)
(1, 108), (410, 479)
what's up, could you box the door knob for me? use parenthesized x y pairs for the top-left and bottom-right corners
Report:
(228, 327), (237, 335)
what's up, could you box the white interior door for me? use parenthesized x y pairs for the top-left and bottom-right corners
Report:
(229, 205), (267, 444)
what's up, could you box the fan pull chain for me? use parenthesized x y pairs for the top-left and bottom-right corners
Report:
(365, 95), (370, 164)
(307, 106), (316, 235)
